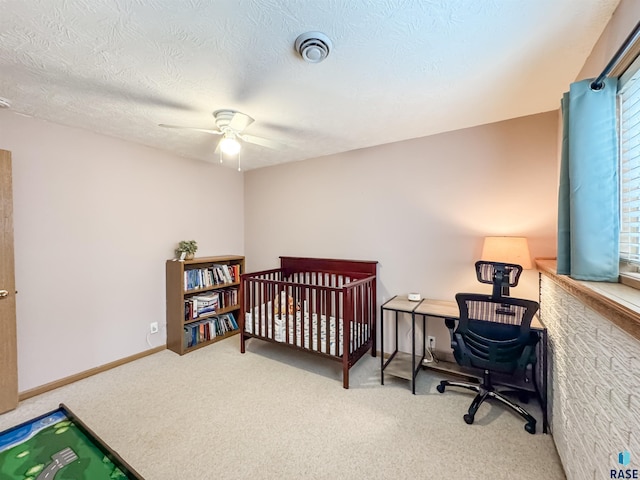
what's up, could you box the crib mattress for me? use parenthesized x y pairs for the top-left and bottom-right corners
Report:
(244, 310), (368, 356)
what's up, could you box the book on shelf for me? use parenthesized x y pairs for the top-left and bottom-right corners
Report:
(220, 312), (238, 330)
(183, 264), (240, 291)
(183, 288), (239, 321)
(228, 264), (240, 283)
(229, 312), (238, 329)
(193, 292), (219, 313)
(214, 264), (234, 283)
(219, 287), (238, 310)
(182, 313), (240, 349)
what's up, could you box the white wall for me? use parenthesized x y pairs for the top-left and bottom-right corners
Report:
(244, 111), (559, 354)
(0, 110), (244, 391)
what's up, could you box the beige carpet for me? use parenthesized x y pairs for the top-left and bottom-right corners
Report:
(0, 336), (565, 479)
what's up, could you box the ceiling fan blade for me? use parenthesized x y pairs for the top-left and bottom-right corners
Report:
(159, 124), (222, 135)
(228, 112), (254, 132)
(239, 133), (284, 149)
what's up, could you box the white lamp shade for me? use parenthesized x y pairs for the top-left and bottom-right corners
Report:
(220, 135), (241, 155)
(481, 236), (532, 269)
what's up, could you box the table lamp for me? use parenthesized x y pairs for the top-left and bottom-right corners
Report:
(481, 236), (532, 268)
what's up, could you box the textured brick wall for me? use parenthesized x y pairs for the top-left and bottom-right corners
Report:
(540, 275), (640, 479)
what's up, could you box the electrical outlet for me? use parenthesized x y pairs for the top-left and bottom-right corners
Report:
(427, 336), (436, 351)
(150, 322), (159, 334)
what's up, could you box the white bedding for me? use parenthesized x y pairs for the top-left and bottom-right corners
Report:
(244, 309), (368, 356)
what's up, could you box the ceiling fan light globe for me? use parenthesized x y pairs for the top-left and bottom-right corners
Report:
(220, 136), (241, 155)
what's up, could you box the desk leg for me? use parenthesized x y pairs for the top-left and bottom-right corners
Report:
(532, 328), (548, 434)
(411, 312), (416, 395)
(395, 311), (399, 352)
(380, 305), (384, 385)
(542, 329), (548, 434)
(422, 315), (426, 367)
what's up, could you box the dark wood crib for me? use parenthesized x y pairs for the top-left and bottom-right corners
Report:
(240, 257), (377, 388)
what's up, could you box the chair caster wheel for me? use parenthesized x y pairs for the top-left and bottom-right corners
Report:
(436, 383), (446, 393)
(524, 422), (536, 434)
(463, 414), (474, 425)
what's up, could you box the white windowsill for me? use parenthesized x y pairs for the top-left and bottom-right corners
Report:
(535, 259), (640, 342)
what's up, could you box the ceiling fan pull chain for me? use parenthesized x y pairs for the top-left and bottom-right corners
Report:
(237, 151), (242, 172)
(219, 148), (223, 164)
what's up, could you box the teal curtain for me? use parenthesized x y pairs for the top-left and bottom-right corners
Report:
(557, 77), (619, 281)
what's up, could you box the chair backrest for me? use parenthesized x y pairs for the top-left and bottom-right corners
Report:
(454, 292), (539, 373)
(475, 261), (523, 298)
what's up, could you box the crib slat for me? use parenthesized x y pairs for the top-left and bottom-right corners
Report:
(267, 275), (271, 338)
(300, 285), (306, 349)
(364, 283), (369, 347)
(260, 279), (264, 338)
(345, 288), (352, 357)
(248, 278), (252, 335)
(325, 289), (330, 355)
(358, 283), (363, 348)
(351, 285), (356, 353)
(316, 278), (321, 352)
(354, 284), (358, 352)
(292, 277), (296, 346)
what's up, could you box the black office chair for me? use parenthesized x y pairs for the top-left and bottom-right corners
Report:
(436, 292), (540, 434)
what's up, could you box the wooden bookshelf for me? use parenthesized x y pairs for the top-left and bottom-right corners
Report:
(166, 255), (245, 355)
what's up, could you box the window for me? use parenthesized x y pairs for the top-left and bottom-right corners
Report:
(619, 56), (640, 282)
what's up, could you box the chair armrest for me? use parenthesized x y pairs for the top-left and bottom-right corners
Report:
(515, 332), (540, 373)
(444, 317), (457, 348)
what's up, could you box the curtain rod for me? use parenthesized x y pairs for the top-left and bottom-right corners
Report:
(591, 20), (640, 90)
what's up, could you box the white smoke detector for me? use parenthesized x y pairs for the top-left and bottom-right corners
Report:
(295, 32), (332, 63)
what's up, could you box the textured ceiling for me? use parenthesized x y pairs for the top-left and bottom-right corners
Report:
(0, 0), (621, 170)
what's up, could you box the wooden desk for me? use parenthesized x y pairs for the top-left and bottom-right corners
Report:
(415, 298), (544, 329)
(414, 298), (458, 320)
(381, 296), (548, 433)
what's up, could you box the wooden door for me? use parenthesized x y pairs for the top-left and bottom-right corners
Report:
(0, 149), (18, 413)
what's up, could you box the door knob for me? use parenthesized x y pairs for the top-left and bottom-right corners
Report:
(0, 290), (8, 298)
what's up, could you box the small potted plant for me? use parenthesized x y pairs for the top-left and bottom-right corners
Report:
(176, 240), (198, 260)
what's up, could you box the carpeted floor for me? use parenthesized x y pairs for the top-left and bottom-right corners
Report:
(0, 335), (565, 479)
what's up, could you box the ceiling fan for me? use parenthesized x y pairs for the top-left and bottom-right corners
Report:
(159, 109), (282, 169)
